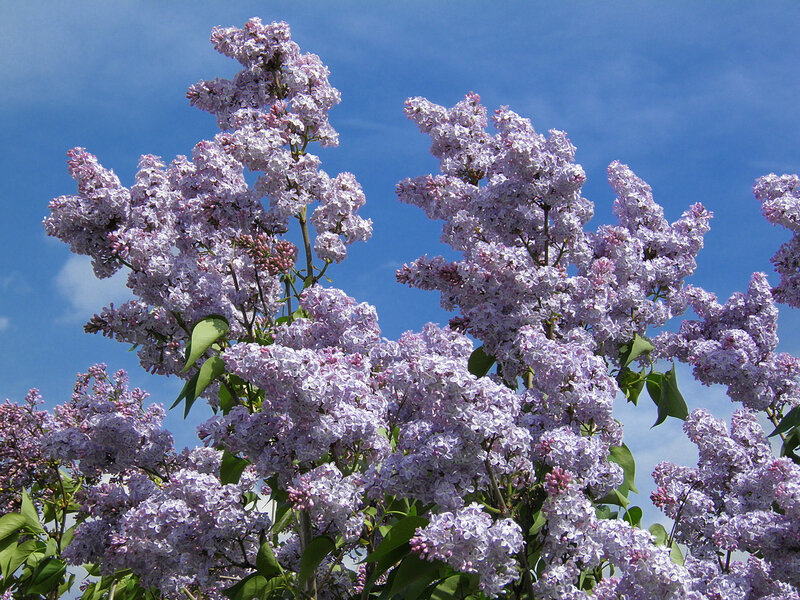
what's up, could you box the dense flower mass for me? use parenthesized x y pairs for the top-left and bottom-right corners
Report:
(397, 96), (711, 380)
(43, 364), (173, 476)
(655, 272), (800, 413)
(652, 409), (800, 595)
(0, 390), (56, 512)
(11, 15), (800, 600)
(45, 17), (371, 379)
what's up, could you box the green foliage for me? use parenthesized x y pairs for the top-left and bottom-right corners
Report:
(181, 315), (230, 373)
(467, 345), (495, 378)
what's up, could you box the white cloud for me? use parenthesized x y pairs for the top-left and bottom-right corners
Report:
(55, 255), (132, 321)
(0, 317), (9, 331)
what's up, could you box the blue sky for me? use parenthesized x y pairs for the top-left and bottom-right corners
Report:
(3, 2), (800, 522)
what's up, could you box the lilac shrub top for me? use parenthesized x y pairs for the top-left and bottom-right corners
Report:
(19, 15), (800, 600)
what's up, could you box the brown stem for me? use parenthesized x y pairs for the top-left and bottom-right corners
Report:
(298, 207), (315, 283)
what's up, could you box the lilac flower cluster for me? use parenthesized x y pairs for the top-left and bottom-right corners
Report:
(655, 272), (800, 412)
(535, 479), (697, 599)
(287, 464), (365, 541)
(397, 95), (710, 379)
(200, 289), (388, 482)
(187, 18), (371, 257)
(652, 409), (800, 595)
(0, 389), (56, 512)
(42, 364), (173, 477)
(370, 322), (532, 508)
(236, 233), (298, 276)
(46, 18), (371, 377)
(67, 448), (269, 598)
(409, 503), (523, 598)
(754, 173), (800, 307)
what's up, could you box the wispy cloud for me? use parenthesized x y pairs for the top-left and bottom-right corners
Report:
(55, 255), (131, 322)
(0, 317), (9, 332)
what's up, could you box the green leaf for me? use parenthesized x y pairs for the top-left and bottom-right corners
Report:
(364, 516), (428, 562)
(58, 572), (76, 598)
(429, 575), (461, 600)
(0, 514), (26, 542)
(255, 542), (281, 578)
(647, 367), (688, 427)
(220, 450), (249, 486)
(608, 444), (638, 495)
(291, 307), (309, 321)
(59, 525), (75, 553)
(26, 557), (66, 595)
(616, 367), (646, 405)
(595, 505), (617, 520)
(271, 503), (294, 535)
(171, 372), (199, 411)
(623, 506), (642, 528)
(181, 315), (229, 374)
(172, 355), (226, 417)
(649, 523), (668, 546)
(297, 536), (335, 586)
(379, 554), (441, 600)
(770, 404), (800, 437)
(528, 510), (547, 536)
(20, 490), (45, 535)
(223, 573), (280, 600)
(597, 488), (629, 508)
(6, 539), (38, 578)
(467, 345), (495, 378)
(619, 334), (654, 368)
(0, 539), (17, 580)
(219, 383), (236, 414)
(670, 540), (684, 566)
(781, 427), (800, 464)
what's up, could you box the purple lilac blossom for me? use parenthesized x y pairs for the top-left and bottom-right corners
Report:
(368, 322), (532, 508)
(652, 409), (800, 593)
(286, 464), (365, 542)
(46, 18), (371, 377)
(655, 272), (800, 412)
(397, 95), (710, 380)
(68, 449), (269, 598)
(409, 503), (523, 598)
(42, 364), (173, 477)
(535, 479), (700, 599)
(0, 389), (57, 512)
(754, 173), (800, 308)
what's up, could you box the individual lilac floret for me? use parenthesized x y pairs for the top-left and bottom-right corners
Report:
(43, 364), (174, 476)
(287, 464), (365, 541)
(655, 272), (800, 412)
(409, 503), (522, 598)
(652, 408), (800, 591)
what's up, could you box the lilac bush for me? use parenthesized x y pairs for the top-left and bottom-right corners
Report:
(3, 15), (800, 600)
